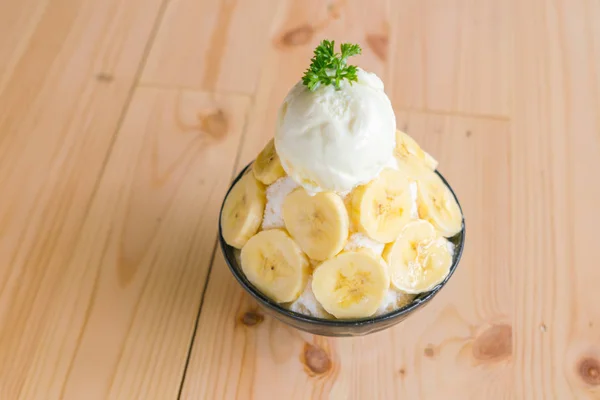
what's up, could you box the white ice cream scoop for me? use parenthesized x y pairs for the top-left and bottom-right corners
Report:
(274, 68), (396, 194)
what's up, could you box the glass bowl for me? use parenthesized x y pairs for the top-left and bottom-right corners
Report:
(218, 163), (465, 337)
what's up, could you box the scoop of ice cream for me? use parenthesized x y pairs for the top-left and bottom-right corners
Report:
(274, 68), (396, 193)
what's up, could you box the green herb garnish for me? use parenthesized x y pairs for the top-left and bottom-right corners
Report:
(302, 40), (362, 91)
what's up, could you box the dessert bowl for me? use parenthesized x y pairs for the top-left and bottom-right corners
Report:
(219, 162), (465, 337)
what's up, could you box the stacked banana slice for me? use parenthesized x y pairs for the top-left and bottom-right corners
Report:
(220, 131), (463, 320)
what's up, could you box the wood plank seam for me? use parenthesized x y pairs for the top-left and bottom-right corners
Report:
(175, 241), (219, 400)
(171, 8), (291, 384)
(175, 92), (255, 398)
(53, 0), (175, 396)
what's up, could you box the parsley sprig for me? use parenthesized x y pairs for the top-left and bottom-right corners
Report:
(302, 40), (362, 91)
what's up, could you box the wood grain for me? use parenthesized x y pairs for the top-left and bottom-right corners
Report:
(56, 88), (248, 399)
(512, 0), (600, 398)
(141, 0), (281, 94)
(0, 86), (248, 399)
(388, 0), (512, 117)
(0, 0), (167, 397)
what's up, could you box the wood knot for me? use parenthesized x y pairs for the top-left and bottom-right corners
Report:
(327, 1), (344, 19)
(366, 34), (388, 61)
(198, 109), (228, 140)
(424, 344), (435, 358)
(280, 24), (314, 47)
(239, 310), (264, 327)
(578, 358), (600, 386)
(472, 324), (512, 362)
(465, 130), (472, 137)
(301, 343), (332, 376)
(96, 72), (114, 83)
(398, 368), (406, 377)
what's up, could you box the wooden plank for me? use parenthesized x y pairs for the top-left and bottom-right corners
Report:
(0, 0), (167, 397)
(388, 0), (512, 117)
(181, 112), (511, 399)
(511, 0), (600, 398)
(0, 0), (49, 94)
(3, 87), (248, 399)
(141, 0), (281, 94)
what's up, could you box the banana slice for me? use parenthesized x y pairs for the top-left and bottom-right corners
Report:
(417, 172), (463, 237)
(351, 168), (413, 243)
(241, 229), (310, 303)
(253, 139), (286, 185)
(282, 188), (349, 260)
(383, 220), (453, 293)
(395, 130), (438, 171)
(312, 251), (390, 319)
(221, 172), (266, 248)
(396, 130), (425, 159)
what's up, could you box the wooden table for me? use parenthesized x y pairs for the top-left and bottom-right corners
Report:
(1, 0), (599, 398)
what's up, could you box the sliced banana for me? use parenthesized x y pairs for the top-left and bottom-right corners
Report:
(383, 220), (453, 293)
(396, 129), (425, 159)
(253, 139), (286, 185)
(241, 229), (310, 303)
(351, 168), (413, 243)
(282, 188), (349, 260)
(312, 251), (390, 319)
(395, 130), (438, 171)
(221, 172), (266, 249)
(417, 172), (463, 237)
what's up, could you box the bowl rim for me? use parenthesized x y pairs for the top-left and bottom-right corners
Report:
(218, 163), (465, 328)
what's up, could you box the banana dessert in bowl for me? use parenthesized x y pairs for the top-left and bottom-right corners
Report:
(219, 40), (464, 336)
